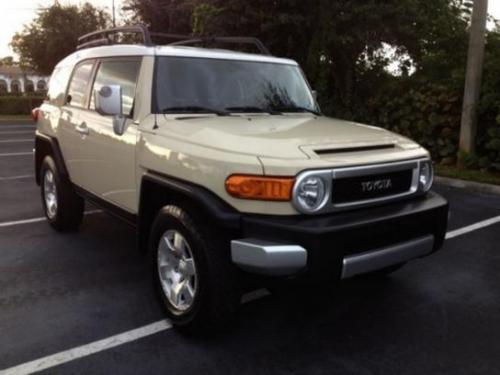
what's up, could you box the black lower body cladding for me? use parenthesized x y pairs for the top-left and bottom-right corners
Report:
(138, 173), (447, 280)
(239, 191), (449, 280)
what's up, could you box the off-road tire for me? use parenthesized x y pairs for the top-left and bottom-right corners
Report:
(40, 156), (84, 231)
(149, 205), (240, 334)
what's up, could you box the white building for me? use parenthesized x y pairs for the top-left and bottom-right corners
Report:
(0, 65), (49, 94)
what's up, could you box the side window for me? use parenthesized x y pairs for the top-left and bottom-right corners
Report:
(67, 61), (94, 108)
(90, 59), (141, 116)
(47, 66), (72, 106)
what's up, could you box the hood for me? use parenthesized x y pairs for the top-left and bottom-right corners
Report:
(155, 114), (420, 160)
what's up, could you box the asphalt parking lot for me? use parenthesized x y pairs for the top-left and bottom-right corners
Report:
(1, 123), (500, 375)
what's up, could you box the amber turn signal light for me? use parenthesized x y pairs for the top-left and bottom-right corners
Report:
(225, 175), (295, 201)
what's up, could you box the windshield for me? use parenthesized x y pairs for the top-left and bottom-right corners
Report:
(154, 56), (319, 114)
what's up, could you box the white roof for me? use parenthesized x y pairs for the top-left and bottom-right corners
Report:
(56, 44), (298, 68)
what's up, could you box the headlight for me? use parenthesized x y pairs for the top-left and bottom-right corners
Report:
(294, 175), (327, 213)
(419, 160), (434, 192)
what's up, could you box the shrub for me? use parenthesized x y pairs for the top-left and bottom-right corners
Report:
(361, 81), (462, 163)
(0, 96), (44, 115)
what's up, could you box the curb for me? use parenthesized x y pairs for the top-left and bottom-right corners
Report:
(435, 175), (500, 196)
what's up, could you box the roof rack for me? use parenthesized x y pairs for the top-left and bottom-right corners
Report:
(77, 25), (190, 50)
(76, 24), (272, 56)
(170, 37), (271, 56)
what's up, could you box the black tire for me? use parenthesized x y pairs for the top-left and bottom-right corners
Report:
(149, 205), (241, 334)
(40, 156), (84, 232)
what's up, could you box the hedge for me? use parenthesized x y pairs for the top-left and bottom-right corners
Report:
(0, 96), (45, 115)
(353, 79), (500, 173)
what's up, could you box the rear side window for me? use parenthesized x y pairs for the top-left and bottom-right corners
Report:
(67, 61), (94, 108)
(47, 66), (72, 106)
(90, 59), (141, 116)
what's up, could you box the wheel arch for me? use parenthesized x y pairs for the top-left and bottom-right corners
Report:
(35, 133), (69, 185)
(137, 172), (241, 253)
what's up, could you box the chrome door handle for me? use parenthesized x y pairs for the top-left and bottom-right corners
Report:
(76, 122), (89, 135)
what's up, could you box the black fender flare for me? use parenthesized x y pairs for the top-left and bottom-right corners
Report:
(137, 172), (241, 252)
(35, 133), (69, 185)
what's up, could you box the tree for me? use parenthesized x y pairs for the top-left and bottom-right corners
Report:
(123, 0), (194, 35)
(11, 3), (109, 75)
(123, 0), (500, 169)
(123, 0), (470, 117)
(0, 56), (15, 66)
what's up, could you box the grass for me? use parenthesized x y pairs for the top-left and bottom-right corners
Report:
(435, 165), (500, 186)
(0, 115), (33, 123)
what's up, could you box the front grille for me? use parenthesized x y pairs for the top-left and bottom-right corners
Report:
(332, 169), (413, 204)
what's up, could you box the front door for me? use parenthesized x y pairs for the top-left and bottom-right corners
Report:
(77, 57), (142, 213)
(57, 59), (96, 187)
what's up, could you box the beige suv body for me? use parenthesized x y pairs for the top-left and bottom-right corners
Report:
(34, 26), (448, 332)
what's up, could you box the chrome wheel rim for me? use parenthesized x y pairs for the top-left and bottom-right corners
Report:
(43, 169), (58, 219)
(157, 230), (198, 312)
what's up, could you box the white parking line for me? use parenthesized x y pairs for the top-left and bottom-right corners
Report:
(0, 175), (34, 181)
(0, 289), (271, 375)
(0, 139), (33, 143)
(0, 320), (173, 375)
(0, 152), (32, 157)
(1, 215), (499, 374)
(0, 210), (102, 229)
(445, 215), (500, 239)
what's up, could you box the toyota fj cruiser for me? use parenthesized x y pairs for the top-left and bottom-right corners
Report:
(34, 25), (448, 332)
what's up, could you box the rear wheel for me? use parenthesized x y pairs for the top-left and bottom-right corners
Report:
(150, 205), (240, 334)
(40, 156), (84, 231)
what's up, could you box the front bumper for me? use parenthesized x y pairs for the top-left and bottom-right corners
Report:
(231, 191), (448, 279)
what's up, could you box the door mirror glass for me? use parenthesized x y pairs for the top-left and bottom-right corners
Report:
(95, 85), (122, 116)
(312, 90), (318, 102)
(95, 85), (126, 135)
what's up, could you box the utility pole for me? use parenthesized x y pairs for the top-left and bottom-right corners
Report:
(112, 0), (116, 28)
(459, 0), (488, 155)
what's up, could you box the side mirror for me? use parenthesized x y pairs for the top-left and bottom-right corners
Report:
(312, 90), (318, 102)
(95, 85), (126, 135)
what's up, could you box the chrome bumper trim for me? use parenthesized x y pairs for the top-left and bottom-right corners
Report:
(341, 235), (435, 279)
(231, 239), (307, 276)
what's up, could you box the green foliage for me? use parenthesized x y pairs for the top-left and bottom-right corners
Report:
(125, 0), (500, 170)
(360, 80), (462, 161)
(457, 149), (479, 169)
(0, 56), (15, 66)
(192, 4), (225, 35)
(0, 96), (44, 115)
(11, 3), (109, 75)
(123, 0), (194, 35)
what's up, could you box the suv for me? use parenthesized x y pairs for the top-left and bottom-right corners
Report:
(34, 25), (448, 332)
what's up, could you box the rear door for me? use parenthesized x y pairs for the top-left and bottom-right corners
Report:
(57, 59), (96, 186)
(77, 57), (142, 212)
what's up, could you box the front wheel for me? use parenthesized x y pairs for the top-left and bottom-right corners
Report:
(40, 156), (84, 231)
(149, 205), (240, 334)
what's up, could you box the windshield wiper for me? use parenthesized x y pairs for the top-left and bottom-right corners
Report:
(272, 106), (321, 116)
(162, 106), (229, 116)
(225, 106), (281, 115)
